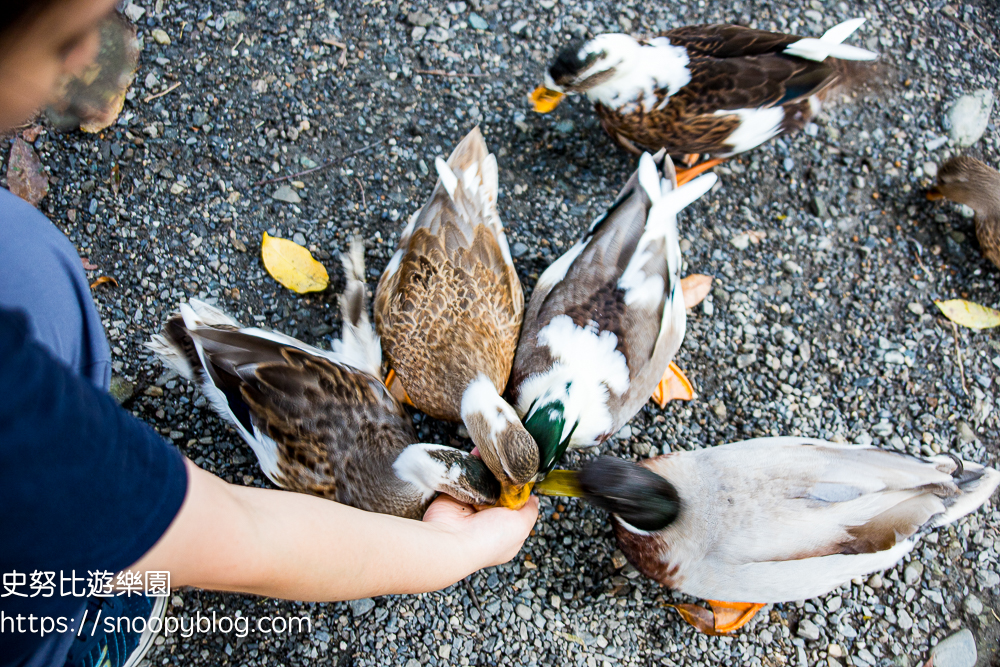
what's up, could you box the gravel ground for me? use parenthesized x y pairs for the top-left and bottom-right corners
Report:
(8, 0), (1000, 665)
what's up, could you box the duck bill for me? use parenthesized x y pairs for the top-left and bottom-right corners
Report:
(926, 187), (944, 201)
(497, 481), (534, 509)
(533, 470), (584, 498)
(530, 85), (565, 113)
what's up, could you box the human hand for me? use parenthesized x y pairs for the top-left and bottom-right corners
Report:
(422, 494), (539, 569)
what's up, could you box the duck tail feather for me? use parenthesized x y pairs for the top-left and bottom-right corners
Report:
(928, 457), (1000, 529)
(335, 236), (382, 375)
(783, 19), (878, 62)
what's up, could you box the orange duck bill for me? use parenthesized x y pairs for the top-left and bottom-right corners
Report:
(530, 85), (565, 113)
(671, 601), (766, 635)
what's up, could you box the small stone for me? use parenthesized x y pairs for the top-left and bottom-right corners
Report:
(808, 395), (822, 409)
(737, 353), (757, 369)
(272, 185), (302, 204)
(424, 26), (450, 42)
(712, 401), (727, 419)
(631, 440), (651, 457)
(144, 385), (164, 397)
(829, 644), (843, 658)
(826, 596), (842, 613)
(510, 19), (529, 36)
(349, 598), (375, 617)
(109, 376), (134, 404)
(872, 421), (893, 436)
(169, 182), (186, 194)
(411, 26), (426, 40)
(515, 604), (532, 621)
(884, 351), (906, 365)
(614, 424), (632, 440)
(783, 259), (803, 274)
(948, 90), (995, 147)
(407, 11), (434, 26)
(907, 302), (924, 315)
(511, 242), (528, 258)
(123, 3), (145, 21)
(897, 609), (914, 630)
(923, 161), (939, 179)
(446, 1), (467, 15)
(731, 232), (750, 250)
(929, 629), (977, 667)
(962, 594), (983, 616)
(151, 28), (170, 45)
(554, 119), (575, 134)
(438, 644), (452, 659)
(867, 574), (882, 589)
(144, 72), (159, 89)
(903, 561), (923, 585)
(957, 422), (977, 443)
(469, 13), (488, 30)
(797, 619), (820, 641)
(611, 550), (628, 569)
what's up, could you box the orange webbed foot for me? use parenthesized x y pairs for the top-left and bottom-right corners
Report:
(384, 369), (415, 406)
(671, 600), (765, 635)
(651, 361), (694, 409)
(675, 158), (725, 186)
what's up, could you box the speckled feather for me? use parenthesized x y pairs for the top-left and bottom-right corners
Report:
(933, 156), (1000, 270)
(375, 127), (523, 421)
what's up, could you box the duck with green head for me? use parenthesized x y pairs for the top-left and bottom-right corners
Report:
(505, 152), (717, 477)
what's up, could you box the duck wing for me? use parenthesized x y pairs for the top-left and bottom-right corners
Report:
(637, 438), (1000, 602)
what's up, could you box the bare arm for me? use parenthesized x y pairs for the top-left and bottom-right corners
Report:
(130, 459), (538, 600)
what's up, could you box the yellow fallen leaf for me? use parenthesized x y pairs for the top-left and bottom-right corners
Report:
(261, 232), (329, 293)
(680, 274), (713, 308)
(934, 299), (1000, 330)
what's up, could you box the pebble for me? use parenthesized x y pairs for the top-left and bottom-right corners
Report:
(897, 609), (914, 630)
(468, 13), (489, 30)
(736, 353), (757, 369)
(407, 11), (434, 26)
(797, 619), (820, 641)
(425, 26), (450, 42)
(948, 89), (995, 146)
(962, 594), (983, 616)
(151, 28), (170, 45)
(349, 598), (375, 617)
(511, 242), (528, 258)
(907, 302), (924, 315)
(515, 604), (532, 621)
(272, 185), (302, 204)
(904, 561), (923, 585)
(731, 232), (751, 250)
(614, 424), (632, 440)
(867, 574), (883, 589)
(928, 629), (977, 667)
(957, 422), (977, 444)
(922, 161), (938, 179)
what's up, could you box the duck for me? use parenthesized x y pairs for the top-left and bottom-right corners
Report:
(927, 155), (1000, 270)
(374, 126), (539, 509)
(147, 239), (499, 519)
(529, 19), (878, 182)
(505, 152), (717, 477)
(536, 438), (1000, 635)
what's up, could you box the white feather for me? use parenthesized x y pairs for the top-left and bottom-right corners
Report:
(460, 373), (521, 442)
(714, 107), (787, 155)
(516, 316), (631, 447)
(581, 35), (692, 113)
(435, 157), (458, 199)
(784, 18), (878, 62)
(392, 443), (463, 501)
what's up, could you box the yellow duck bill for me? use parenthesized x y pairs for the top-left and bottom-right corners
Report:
(529, 85), (565, 113)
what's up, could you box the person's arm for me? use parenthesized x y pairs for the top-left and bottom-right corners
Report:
(129, 459), (539, 600)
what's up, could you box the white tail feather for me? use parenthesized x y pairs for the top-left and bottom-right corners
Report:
(929, 460), (1000, 529)
(637, 153), (662, 203)
(435, 157), (459, 199)
(145, 334), (195, 380)
(332, 237), (382, 375)
(652, 173), (718, 220)
(783, 18), (878, 62)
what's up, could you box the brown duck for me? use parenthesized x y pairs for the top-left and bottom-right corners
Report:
(374, 126), (539, 509)
(530, 19), (877, 182)
(928, 155), (1000, 270)
(147, 240), (499, 519)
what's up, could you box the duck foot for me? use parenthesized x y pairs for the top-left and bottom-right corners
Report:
(384, 369), (415, 407)
(671, 600), (765, 635)
(675, 158), (725, 186)
(651, 361), (693, 408)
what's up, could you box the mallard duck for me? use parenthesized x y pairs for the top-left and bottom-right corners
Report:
(928, 155), (1000, 270)
(537, 439), (1000, 635)
(505, 152), (717, 477)
(374, 126), (538, 509)
(147, 240), (499, 519)
(530, 19), (877, 181)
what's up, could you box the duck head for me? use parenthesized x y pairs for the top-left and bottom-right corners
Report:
(461, 374), (540, 509)
(928, 156), (1000, 218)
(530, 34), (691, 114)
(578, 456), (681, 532)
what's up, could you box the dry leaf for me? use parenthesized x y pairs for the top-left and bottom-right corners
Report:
(261, 232), (329, 293)
(7, 138), (49, 205)
(89, 276), (119, 289)
(934, 299), (1000, 330)
(21, 126), (43, 142)
(681, 274), (713, 308)
(81, 258), (98, 271)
